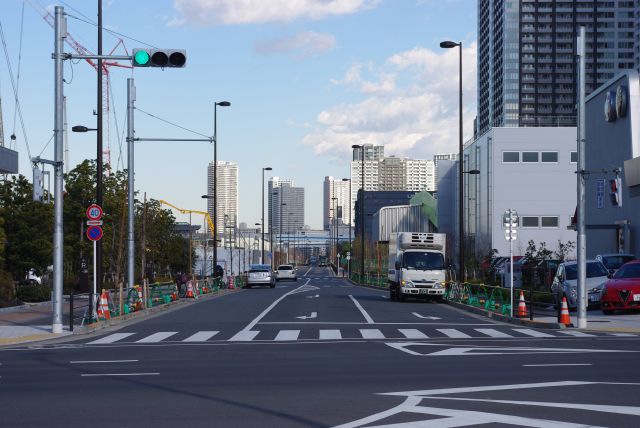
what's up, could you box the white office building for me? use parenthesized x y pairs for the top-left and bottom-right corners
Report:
(268, 177), (305, 236)
(206, 161), (238, 237)
(405, 159), (436, 192)
(323, 176), (351, 230)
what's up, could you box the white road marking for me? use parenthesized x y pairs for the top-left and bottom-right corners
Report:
(241, 281), (311, 332)
(385, 343), (636, 357)
(70, 360), (138, 364)
(274, 330), (300, 341)
(86, 333), (135, 345)
(437, 329), (471, 338)
(557, 330), (596, 337)
(228, 330), (260, 341)
(412, 312), (441, 320)
(306, 294), (320, 299)
(475, 328), (514, 338)
(349, 295), (375, 324)
(303, 267), (312, 276)
(135, 332), (178, 343)
(81, 373), (159, 377)
(296, 312), (318, 320)
(609, 332), (636, 337)
(523, 363), (593, 367)
(513, 328), (555, 338)
(182, 331), (219, 342)
(319, 330), (342, 340)
(399, 329), (428, 339)
(360, 329), (385, 339)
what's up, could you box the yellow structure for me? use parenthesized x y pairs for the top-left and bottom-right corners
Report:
(159, 200), (215, 238)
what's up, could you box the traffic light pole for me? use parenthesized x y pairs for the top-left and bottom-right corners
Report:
(127, 78), (135, 290)
(576, 27), (587, 329)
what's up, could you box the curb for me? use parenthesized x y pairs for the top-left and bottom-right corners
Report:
(445, 300), (573, 329)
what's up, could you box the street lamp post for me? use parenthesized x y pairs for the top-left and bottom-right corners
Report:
(342, 178), (351, 277)
(440, 40), (464, 283)
(262, 167), (272, 264)
(332, 196), (338, 271)
(212, 101), (231, 279)
(280, 202), (286, 267)
(351, 144), (365, 280)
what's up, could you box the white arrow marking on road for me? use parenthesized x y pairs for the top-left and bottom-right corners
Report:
(381, 295), (389, 299)
(412, 312), (440, 320)
(306, 294), (320, 299)
(296, 312), (317, 320)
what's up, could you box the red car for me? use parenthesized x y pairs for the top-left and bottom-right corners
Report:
(600, 260), (640, 314)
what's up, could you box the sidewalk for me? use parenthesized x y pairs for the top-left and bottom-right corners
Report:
(0, 302), (72, 345)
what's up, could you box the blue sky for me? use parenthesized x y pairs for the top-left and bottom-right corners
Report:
(0, 0), (476, 229)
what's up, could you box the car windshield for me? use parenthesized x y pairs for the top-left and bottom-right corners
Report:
(564, 262), (608, 280)
(249, 266), (270, 273)
(603, 255), (635, 270)
(402, 252), (445, 270)
(613, 263), (640, 279)
(278, 266), (293, 270)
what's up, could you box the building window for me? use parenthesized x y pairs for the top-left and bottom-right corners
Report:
(541, 216), (559, 228)
(541, 151), (559, 163)
(522, 152), (539, 163)
(521, 216), (539, 228)
(570, 151), (578, 163)
(503, 152), (520, 163)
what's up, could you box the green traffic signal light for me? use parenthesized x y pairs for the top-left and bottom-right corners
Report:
(133, 50), (150, 66)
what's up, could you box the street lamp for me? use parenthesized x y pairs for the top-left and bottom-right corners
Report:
(255, 222), (261, 264)
(212, 100), (231, 279)
(280, 202), (286, 267)
(342, 178), (352, 277)
(440, 40), (464, 283)
(332, 196), (338, 270)
(351, 144), (365, 281)
(262, 167), (272, 264)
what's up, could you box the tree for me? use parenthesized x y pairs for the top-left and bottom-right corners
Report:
(554, 240), (576, 262)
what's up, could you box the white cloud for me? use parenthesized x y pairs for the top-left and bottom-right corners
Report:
(302, 42), (477, 161)
(171, 0), (380, 26)
(254, 31), (336, 59)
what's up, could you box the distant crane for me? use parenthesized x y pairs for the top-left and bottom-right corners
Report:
(27, 0), (132, 172)
(159, 200), (216, 238)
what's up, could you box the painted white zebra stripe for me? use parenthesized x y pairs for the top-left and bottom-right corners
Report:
(87, 333), (135, 345)
(475, 328), (514, 338)
(274, 330), (301, 341)
(399, 329), (429, 339)
(136, 332), (178, 343)
(228, 330), (260, 342)
(360, 329), (385, 339)
(437, 329), (472, 339)
(557, 330), (596, 337)
(182, 331), (219, 342)
(319, 329), (342, 340)
(513, 328), (555, 338)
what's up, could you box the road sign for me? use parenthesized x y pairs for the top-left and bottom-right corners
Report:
(86, 220), (103, 226)
(86, 225), (103, 241)
(86, 204), (103, 220)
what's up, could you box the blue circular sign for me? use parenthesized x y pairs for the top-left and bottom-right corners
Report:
(87, 225), (103, 241)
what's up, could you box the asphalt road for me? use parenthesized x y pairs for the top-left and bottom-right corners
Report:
(1, 266), (639, 427)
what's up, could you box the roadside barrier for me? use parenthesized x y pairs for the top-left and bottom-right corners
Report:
(185, 281), (196, 298)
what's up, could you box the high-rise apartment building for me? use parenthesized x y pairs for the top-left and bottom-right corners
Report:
(636, 0), (640, 71)
(350, 144), (384, 228)
(405, 159), (436, 192)
(268, 177), (305, 236)
(477, 0), (637, 135)
(206, 161), (239, 237)
(323, 177), (351, 230)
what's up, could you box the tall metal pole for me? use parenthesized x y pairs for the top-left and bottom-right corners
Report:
(127, 78), (135, 289)
(52, 6), (65, 334)
(280, 201), (284, 266)
(269, 190), (274, 269)
(96, 0), (104, 296)
(360, 150), (365, 279)
(576, 27), (587, 329)
(458, 42), (464, 284)
(262, 168), (265, 264)
(509, 209), (514, 318)
(213, 104), (218, 276)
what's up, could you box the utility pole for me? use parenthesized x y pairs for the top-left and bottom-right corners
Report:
(141, 192), (147, 282)
(96, 0), (104, 295)
(127, 77), (135, 290)
(576, 26), (587, 329)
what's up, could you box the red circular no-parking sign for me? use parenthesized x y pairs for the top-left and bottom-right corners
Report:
(86, 204), (103, 220)
(86, 225), (103, 241)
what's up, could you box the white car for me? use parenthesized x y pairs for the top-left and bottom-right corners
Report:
(276, 265), (297, 281)
(246, 264), (275, 288)
(551, 260), (609, 309)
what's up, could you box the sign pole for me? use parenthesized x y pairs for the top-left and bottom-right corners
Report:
(93, 239), (98, 320)
(510, 210), (514, 318)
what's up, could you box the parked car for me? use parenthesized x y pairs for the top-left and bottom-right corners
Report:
(600, 259), (640, 314)
(275, 264), (297, 281)
(550, 260), (609, 309)
(595, 253), (636, 275)
(246, 264), (275, 288)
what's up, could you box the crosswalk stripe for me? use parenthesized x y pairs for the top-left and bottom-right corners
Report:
(437, 329), (471, 339)
(274, 330), (300, 341)
(360, 329), (385, 339)
(319, 329), (342, 340)
(513, 328), (555, 338)
(87, 333), (135, 345)
(228, 330), (260, 342)
(609, 332), (636, 337)
(399, 329), (428, 339)
(475, 328), (514, 338)
(136, 332), (178, 343)
(182, 331), (219, 342)
(557, 330), (596, 337)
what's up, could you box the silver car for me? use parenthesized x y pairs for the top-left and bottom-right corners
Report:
(551, 260), (609, 309)
(246, 264), (275, 288)
(276, 265), (297, 282)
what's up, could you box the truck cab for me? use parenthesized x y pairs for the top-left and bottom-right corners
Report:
(388, 232), (447, 301)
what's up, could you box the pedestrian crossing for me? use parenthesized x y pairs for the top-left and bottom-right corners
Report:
(84, 327), (635, 345)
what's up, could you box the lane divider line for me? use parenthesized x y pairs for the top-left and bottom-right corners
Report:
(81, 373), (159, 377)
(349, 295), (375, 324)
(70, 360), (139, 364)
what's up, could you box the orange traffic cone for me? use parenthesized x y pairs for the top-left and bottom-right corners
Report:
(559, 297), (571, 325)
(97, 290), (110, 320)
(186, 281), (195, 298)
(517, 291), (528, 317)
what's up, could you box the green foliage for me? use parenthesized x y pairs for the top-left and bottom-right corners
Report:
(553, 240), (576, 262)
(524, 240), (553, 263)
(0, 271), (16, 307)
(16, 285), (52, 303)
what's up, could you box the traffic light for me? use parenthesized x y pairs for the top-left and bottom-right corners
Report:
(610, 176), (622, 207)
(132, 48), (186, 68)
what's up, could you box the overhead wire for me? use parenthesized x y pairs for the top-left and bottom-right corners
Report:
(65, 13), (157, 49)
(135, 108), (212, 139)
(0, 17), (31, 160)
(109, 75), (126, 171)
(11, 1), (25, 139)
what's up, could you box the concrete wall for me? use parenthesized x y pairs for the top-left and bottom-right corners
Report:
(584, 70), (640, 257)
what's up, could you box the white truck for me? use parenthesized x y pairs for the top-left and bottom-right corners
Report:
(388, 232), (447, 301)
